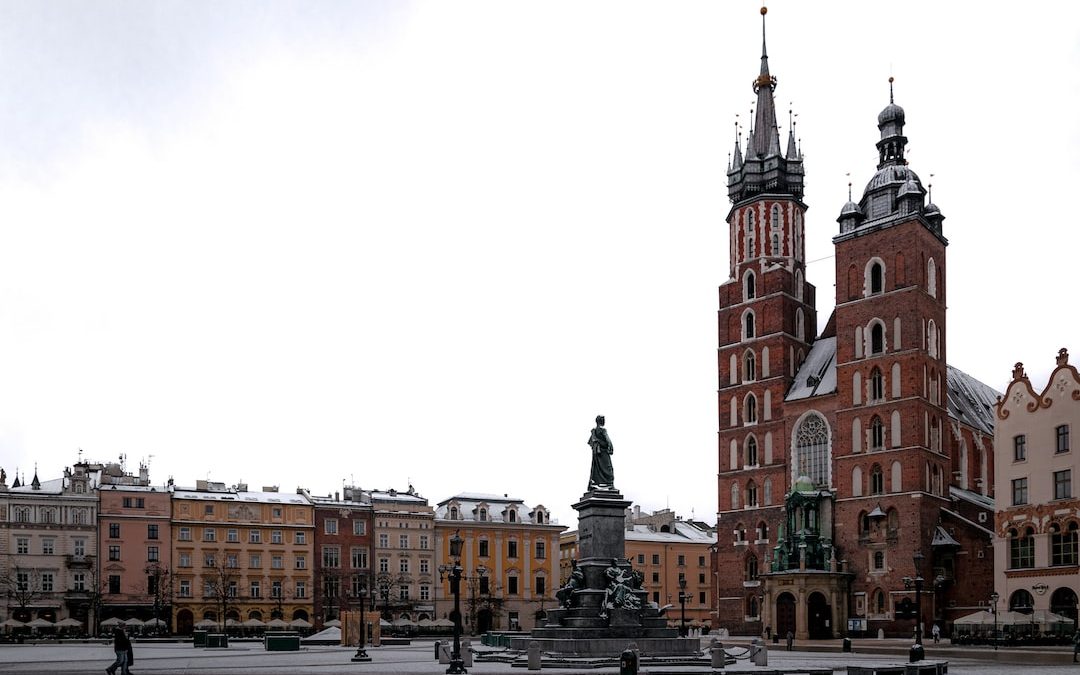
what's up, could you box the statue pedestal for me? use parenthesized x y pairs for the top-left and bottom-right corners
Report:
(508, 488), (698, 658)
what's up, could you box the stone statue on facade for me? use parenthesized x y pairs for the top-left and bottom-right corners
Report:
(587, 415), (615, 490)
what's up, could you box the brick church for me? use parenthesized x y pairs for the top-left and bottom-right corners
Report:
(714, 8), (998, 639)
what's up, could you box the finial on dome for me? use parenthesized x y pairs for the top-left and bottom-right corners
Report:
(928, 173), (934, 203)
(889, 76), (895, 104)
(846, 173), (852, 201)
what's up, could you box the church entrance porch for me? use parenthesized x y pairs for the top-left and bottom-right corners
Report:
(776, 592), (796, 638)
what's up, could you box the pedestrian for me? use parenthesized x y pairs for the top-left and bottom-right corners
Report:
(1072, 629), (1080, 662)
(931, 623), (940, 644)
(106, 626), (131, 675)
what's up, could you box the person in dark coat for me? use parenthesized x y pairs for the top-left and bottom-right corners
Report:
(106, 627), (132, 675)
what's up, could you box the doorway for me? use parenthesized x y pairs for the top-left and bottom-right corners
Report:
(807, 592), (832, 639)
(776, 592), (796, 638)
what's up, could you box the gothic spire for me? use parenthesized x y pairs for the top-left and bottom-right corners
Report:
(750, 6), (780, 160)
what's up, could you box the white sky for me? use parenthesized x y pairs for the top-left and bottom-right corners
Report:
(1, 1), (1077, 529)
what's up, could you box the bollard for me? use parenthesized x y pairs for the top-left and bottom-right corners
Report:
(438, 642), (451, 664)
(842, 637), (851, 653)
(619, 647), (638, 675)
(462, 639), (473, 667)
(434, 640), (442, 661)
(709, 638), (725, 669)
(751, 637), (768, 666)
(527, 641), (541, 671)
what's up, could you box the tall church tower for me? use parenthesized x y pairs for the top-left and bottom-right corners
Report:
(715, 6), (816, 631)
(830, 80), (951, 618)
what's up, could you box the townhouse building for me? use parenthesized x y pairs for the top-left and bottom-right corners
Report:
(370, 486), (435, 622)
(993, 350), (1080, 624)
(169, 481), (314, 633)
(435, 493), (563, 633)
(97, 462), (173, 628)
(307, 485), (373, 628)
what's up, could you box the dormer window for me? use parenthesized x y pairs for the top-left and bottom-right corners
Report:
(507, 509), (516, 523)
(478, 507), (488, 522)
(449, 506), (459, 520)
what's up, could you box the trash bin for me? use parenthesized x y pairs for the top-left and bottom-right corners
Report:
(206, 633), (229, 648)
(192, 630), (208, 648)
(842, 637), (852, 653)
(264, 632), (300, 651)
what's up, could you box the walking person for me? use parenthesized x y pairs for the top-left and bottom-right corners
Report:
(106, 626), (132, 675)
(931, 623), (940, 644)
(1072, 629), (1080, 662)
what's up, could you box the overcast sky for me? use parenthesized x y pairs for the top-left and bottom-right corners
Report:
(1, 1), (1077, 528)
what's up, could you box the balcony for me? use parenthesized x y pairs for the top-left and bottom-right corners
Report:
(65, 555), (94, 568)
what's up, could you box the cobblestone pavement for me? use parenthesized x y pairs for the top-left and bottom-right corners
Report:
(0, 639), (1075, 675)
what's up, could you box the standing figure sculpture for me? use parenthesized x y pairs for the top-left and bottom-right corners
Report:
(587, 415), (615, 490)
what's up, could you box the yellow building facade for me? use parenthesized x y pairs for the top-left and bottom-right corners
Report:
(170, 481), (314, 633)
(435, 493), (564, 633)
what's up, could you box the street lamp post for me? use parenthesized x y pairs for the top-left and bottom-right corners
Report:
(678, 578), (689, 637)
(989, 591), (999, 651)
(907, 550), (925, 663)
(447, 531), (467, 675)
(351, 587), (371, 662)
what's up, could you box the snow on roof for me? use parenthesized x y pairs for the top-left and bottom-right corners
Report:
(434, 495), (543, 524)
(172, 489), (309, 505)
(950, 485), (994, 510)
(946, 364), (1000, 436)
(785, 337), (837, 401)
(625, 524), (717, 544)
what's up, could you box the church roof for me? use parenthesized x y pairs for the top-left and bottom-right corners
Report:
(786, 338), (1001, 436)
(785, 337), (837, 401)
(945, 364), (1000, 436)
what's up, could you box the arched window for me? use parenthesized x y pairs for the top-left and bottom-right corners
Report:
(757, 521), (769, 541)
(796, 309), (805, 342)
(869, 261), (884, 295)
(746, 436), (758, 466)
(748, 595), (759, 618)
(890, 411), (901, 448)
(891, 460), (903, 492)
(746, 480), (758, 507)
(746, 555), (759, 580)
(763, 478), (772, 505)
(927, 258), (937, 297)
(932, 464), (943, 495)
(771, 233), (780, 256)
(870, 464), (884, 495)
(851, 466), (863, 497)
(871, 322), (885, 354)
(793, 412), (830, 487)
(507, 509), (516, 523)
(449, 506), (459, 520)
(795, 269), (804, 301)
(745, 394), (758, 424)
(873, 551), (884, 570)
(744, 270), (756, 300)
(478, 507), (488, 521)
(870, 416), (885, 451)
(928, 319), (939, 358)
(743, 310), (756, 340)
(744, 350), (756, 382)
(731, 483), (740, 510)
(870, 367), (884, 402)
(1051, 522), (1079, 566)
(859, 511), (870, 537)
(1009, 527), (1035, 569)
(745, 211), (755, 258)
(891, 363), (902, 398)
(1009, 589), (1035, 614)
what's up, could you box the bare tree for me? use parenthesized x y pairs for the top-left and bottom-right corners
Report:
(204, 561), (240, 632)
(137, 563), (174, 634)
(2, 566), (43, 619)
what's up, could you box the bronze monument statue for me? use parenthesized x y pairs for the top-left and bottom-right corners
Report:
(556, 559), (584, 608)
(587, 415), (615, 490)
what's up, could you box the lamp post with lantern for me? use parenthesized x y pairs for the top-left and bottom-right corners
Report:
(446, 531), (467, 674)
(902, 550), (926, 663)
(678, 577), (689, 637)
(351, 585), (370, 662)
(989, 591), (999, 650)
